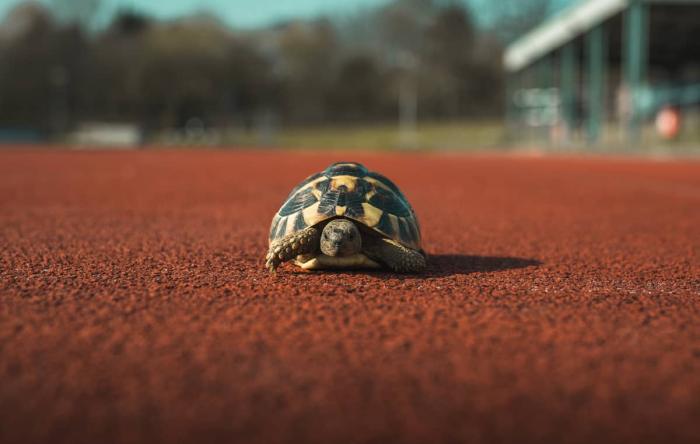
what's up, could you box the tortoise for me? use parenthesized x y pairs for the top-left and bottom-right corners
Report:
(265, 162), (426, 273)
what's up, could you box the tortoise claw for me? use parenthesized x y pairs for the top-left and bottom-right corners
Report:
(265, 252), (280, 272)
(263, 227), (320, 272)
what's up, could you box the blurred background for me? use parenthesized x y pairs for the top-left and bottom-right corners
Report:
(0, 0), (697, 151)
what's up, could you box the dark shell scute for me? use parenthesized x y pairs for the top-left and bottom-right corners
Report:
(318, 190), (338, 216)
(398, 218), (414, 243)
(368, 187), (412, 218)
(324, 162), (369, 177)
(318, 184), (367, 218)
(375, 212), (395, 236)
(366, 172), (405, 199)
(315, 178), (330, 194)
(407, 218), (420, 242)
(286, 172), (323, 199)
(293, 212), (307, 231)
(268, 218), (279, 240)
(274, 217), (288, 239)
(344, 191), (367, 218)
(278, 188), (317, 217)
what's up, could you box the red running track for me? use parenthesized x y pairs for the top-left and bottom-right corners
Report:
(1, 150), (699, 444)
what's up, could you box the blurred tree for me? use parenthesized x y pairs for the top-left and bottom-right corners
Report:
(109, 9), (151, 36)
(223, 39), (276, 128)
(0, 6), (55, 131)
(0, 5), (89, 134)
(84, 10), (152, 124)
(377, 0), (437, 57)
(420, 4), (476, 117)
(139, 16), (238, 129)
(276, 20), (339, 123)
(50, 0), (101, 31)
(0, 1), (52, 42)
(424, 3), (475, 69)
(327, 54), (389, 121)
(0, 0), (508, 138)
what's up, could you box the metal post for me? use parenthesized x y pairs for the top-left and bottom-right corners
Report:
(586, 24), (606, 145)
(505, 71), (518, 136)
(623, 0), (649, 143)
(538, 55), (553, 88)
(398, 77), (417, 148)
(537, 55), (554, 143)
(560, 42), (577, 143)
(397, 52), (417, 149)
(509, 68), (525, 136)
(523, 65), (536, 141)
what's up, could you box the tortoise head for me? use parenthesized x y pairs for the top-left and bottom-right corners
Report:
(320, 219), (362, 257)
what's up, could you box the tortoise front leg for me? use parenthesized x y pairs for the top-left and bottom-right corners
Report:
(265, 226), (320, 272)
(364, 238), (427, 273)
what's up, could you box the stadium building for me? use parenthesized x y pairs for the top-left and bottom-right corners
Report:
(504, 0), (700, 148)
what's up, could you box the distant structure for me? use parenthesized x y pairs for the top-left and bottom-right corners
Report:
(504, 0), (700, 148)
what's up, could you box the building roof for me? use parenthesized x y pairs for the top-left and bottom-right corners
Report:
(504, 0), (628, 72)
(504, 0), (700, 72)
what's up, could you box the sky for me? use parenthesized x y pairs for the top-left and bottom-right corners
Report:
(0, 0), (574, 29)
(0, 0), (394, 28)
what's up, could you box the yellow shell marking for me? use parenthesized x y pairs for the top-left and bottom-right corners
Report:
(330, 175), (357, 191)
(388, 214), (400, 234)
(364, 177), (393, 193)
(296, 176), (327, 194)
(302, 202), (322, 226)
(361, 203), (383, 227)
(336, 206), (347, 216)
(284, 216), (297, 237)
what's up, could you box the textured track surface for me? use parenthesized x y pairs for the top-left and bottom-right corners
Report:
(1, 150), (699, 444)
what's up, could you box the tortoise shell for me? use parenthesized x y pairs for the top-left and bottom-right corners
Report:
(269, 162), (422, 251)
